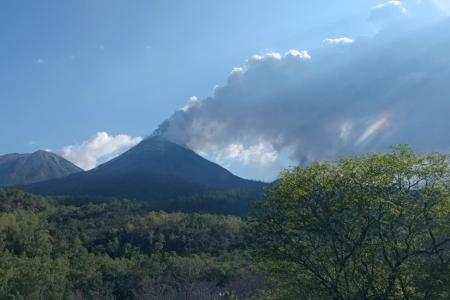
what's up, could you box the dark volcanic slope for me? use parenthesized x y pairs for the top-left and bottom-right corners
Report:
(23, 137), (266, 200)
(0, 150), (83, 187)
(94, 136), (256, 189)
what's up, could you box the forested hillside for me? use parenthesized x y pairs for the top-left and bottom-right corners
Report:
(0, 189), (263, 299)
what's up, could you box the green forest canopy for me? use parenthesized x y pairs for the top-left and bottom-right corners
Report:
(252, 146), (450, 299)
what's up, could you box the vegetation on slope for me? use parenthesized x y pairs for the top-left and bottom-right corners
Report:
(0, 190), (262, 299)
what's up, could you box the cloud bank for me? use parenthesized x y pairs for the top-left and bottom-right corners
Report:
(154, 0), (450, 172)
(61, 132), (142, 170)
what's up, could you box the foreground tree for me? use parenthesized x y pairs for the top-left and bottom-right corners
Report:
(251, 146), (450, 299)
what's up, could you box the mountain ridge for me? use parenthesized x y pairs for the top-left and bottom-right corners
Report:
(0, 150), (83, 187)
(21, 137), (267, 201)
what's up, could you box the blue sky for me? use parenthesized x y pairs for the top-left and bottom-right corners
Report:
(1, 0), (450, 180)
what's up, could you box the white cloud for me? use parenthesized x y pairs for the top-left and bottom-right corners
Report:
(373, 1), (407, 12)
(34, 58), (45, 64)
(181, 96), (201, 112)
(285, 50), (312, 60)
(323, 37), (355, 45)
(217, 142), (278, 165)
(61, 132), (143, 170)
(250, 51), (310, 63)
(252, 52), (282, 61)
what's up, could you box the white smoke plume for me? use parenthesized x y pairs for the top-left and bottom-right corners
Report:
(155, 1), (450, 168)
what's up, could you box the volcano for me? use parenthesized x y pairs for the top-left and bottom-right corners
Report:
(22, 137), (266, 201)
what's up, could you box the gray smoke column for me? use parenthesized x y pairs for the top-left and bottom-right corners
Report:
(156, 1), (450, 165)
